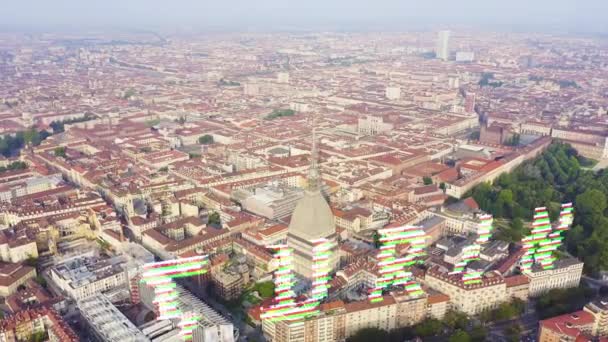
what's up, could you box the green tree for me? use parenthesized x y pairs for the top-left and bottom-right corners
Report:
(254, 281), (275, 299)
(0, 161), (28, 174)
(414, 318), (442, 337)
(372, 231), (381, 248)
(54, 146), (67, 158)
(470, 325), (487, 342)
(23, 128), (41, 146)
(265, 109), (296, 120)
(443, 310), (468, 330)
(124, 88), (136, 99)
(504, 134), (520, 146)
(35, 275), (47, 288)
(0, 139), (8, 155)
(575, 189), (607, 229)
(498, 189), (514, 205)
(505, 324), (521, 342)
(465, 142), (608, 273)
(208, 212), (221, 226)
(30, 331), (47, 342)
(449, 330), (471, 342)
(50, 121), (65, 133)
(24, 255), (38, 267)
(536, 287), (595, 319)
(494, 302), (519, 321)
(347, 328), (389, 342)
(423, 176), (433, 185)
(198, 135), (214, 145)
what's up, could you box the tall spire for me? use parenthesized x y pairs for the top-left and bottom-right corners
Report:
(308, 115), (320, 192)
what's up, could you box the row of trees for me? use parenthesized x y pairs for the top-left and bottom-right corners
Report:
(469, 143), (608, 274)
(347, 310), (487, 342)
(0, 161), (27, 173)
(265, 109), (296, 120)
(0, 128), (51, 157)
(479, 298), (525, 322)
(0, 115), (94, 157)
(536, 286), (595, 319)
(49, 112), (98, 133)
(504, 133), (521, 146)
(478, 72), (503, 87)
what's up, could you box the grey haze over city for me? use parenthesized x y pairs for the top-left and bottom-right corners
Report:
(3, 0), (608, 33)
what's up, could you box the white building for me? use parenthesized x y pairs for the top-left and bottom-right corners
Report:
(49, 255), (127, 300)
(436, 30), (450, 61)
(456, 51), (475, 62)
(525, 258), (584, 297)
(0, 174), (63, 203)
(227, 151), (266, 171)
(138, 282), (236, 342)
(358, 115), (393, 136)
(277, 72), (290, 84)
(385, 86), (401, 100)
(244, 83), (260, 96)
(424, 268), (508, 315)
(234, 185), (304, 220)
(0, 238), (38, 263)
(290, 102), (310, 113)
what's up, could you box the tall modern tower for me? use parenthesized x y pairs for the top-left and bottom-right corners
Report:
(287, 126), (339, 280)
(436, 30), (450, 61)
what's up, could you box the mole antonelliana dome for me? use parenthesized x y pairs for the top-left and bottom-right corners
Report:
(288, 186), (335, 240)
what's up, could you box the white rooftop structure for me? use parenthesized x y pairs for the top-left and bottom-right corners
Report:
(78, 294), (150, 342)
(172, 284), (237, 342)
(138, 281), (237, 342)
(139, 320), (182, 342)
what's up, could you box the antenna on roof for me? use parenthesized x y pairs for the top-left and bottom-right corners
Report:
(308, 114), (320, 192)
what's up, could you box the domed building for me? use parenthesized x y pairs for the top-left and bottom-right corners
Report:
(287, 130), (339, 279)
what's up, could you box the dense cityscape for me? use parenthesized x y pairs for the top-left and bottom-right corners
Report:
(0, 21), (608, 342)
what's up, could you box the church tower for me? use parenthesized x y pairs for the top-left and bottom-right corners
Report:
(287, 124), (339, 280)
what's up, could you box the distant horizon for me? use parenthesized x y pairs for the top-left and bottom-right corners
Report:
(2, 0), (607, 35)
(1, 25), (608, 39)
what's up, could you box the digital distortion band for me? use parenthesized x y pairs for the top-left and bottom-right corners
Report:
(369, 225), (427, 303)
(521, 203), (573, 273)
(449, 214), (494, 285)
(141, 255), (209, 340)
(261, 238), (336, 322)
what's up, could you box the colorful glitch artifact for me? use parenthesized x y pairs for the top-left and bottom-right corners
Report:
(520, 203), (574, 273)
(369, 225), (427, 303)
(310, 238), (336, 302)
(452, 214), (494, 285)
(141, 255), (209, 340)
(261, 240), (336, 322)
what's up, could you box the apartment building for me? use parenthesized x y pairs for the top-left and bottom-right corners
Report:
(49, 255), (126, 300)
(423, 267), (508, 315)
(526, 258), (583, 297)
(262, 292), (447, 342)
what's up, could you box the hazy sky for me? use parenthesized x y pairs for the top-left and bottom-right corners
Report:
(3, 0), (607, 33)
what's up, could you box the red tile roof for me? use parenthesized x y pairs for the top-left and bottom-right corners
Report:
(504, 274), (530, 287)
(463, 197), (479, 210)
(540, 311), (595, 338)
